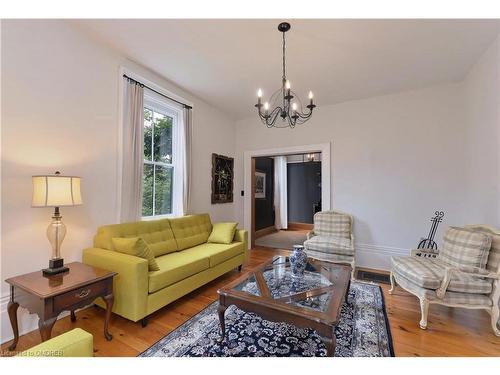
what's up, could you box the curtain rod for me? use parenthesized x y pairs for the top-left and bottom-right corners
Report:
(123, 74), (192, 109)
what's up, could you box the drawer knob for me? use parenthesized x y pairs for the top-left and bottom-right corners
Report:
(75, 289), (91, 298)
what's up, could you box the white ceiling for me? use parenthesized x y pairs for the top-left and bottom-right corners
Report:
(73, 19), (500, 119)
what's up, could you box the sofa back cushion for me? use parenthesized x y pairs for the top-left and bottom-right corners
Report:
(313, 211), (352, 239)
(170, 214), (213, 250)
(439, 227), (492, 269)
(94, 219), (178, 257)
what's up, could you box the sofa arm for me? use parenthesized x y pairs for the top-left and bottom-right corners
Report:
(234, 229), (249, 260)
(82, 248), (148, 322)
(18, 328), (93, 357)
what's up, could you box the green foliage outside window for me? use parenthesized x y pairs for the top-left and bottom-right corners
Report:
(142, 107), (173, 217)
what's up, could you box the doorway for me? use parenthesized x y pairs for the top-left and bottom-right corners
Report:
(244, 143), (331, 248)
(252, 153), (322, 250)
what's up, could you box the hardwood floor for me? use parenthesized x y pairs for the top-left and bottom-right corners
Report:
(2, 247), (500, 357)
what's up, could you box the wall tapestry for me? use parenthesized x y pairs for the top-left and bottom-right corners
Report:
(211, 153), (234, 204)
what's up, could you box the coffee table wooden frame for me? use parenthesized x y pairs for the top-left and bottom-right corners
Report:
(217, 257), (351, 356)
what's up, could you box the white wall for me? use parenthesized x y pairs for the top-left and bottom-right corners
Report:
(462, 36), (500, 225)
(0, 20), (236, 343)
(235, 83), (469, 269)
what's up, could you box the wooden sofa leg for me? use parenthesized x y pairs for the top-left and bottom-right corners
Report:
(141, 317), (148, 328)
(237, 265), (242, 272)
(419, 298), (429, 330)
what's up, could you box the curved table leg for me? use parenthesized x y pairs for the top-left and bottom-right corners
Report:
(7, 300), (19, 351)
(103, 294), (114, 341)
(38, 316), (57, 341)
(218, 304), (227, 342)
(321, 334), (336, 357)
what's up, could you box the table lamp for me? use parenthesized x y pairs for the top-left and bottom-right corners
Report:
(32, 171), (83, 276)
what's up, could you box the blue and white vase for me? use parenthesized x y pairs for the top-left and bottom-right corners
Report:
(290, 245), (308, 278)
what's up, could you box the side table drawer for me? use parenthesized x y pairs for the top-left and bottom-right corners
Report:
(53, 280), (107, 311)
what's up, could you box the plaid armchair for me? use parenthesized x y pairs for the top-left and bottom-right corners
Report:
(303, 210), (355, 278)
(389, 225), (500, 336)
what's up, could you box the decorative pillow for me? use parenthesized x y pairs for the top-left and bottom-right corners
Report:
(207, 222), (238, 244)
(111, 237), (159, 271)
(438, 227), (492, 269)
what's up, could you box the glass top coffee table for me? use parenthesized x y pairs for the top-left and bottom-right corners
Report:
(217, 255), (351, 356)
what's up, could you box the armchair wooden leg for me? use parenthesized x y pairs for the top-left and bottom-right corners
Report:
(388, 272), (396, 294)
(419, 298), (429, 330)
(491, 305), (500, 337)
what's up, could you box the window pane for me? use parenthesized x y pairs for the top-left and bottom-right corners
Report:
(142, 164), (154, 216)
(144, 108), (153, 161)
(154, 165), (173, 215)
(153, 112), (173, 163)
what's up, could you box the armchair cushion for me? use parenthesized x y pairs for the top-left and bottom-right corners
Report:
(466, 225), (500, 272)
(391, 256), (492, 294)
(313, 211), (351, 239)
(304, 235), (353, 255)
(438, 227), (492, 269)
(393, 271), (493, 306)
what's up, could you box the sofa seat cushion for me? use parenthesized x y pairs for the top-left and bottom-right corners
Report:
(304, 235), (353, 255)
(391, 256), (492, 294)
(148, 248), (210, 293)
(189, 242), (245, 267)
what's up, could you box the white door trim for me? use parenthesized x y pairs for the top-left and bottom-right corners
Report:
(243, 142), (331, 247)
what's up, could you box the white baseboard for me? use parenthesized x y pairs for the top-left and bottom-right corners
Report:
(0, 293), (70, 345)
(356, 243), (410, 271)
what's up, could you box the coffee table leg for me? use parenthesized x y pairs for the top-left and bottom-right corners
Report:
(218, 304), (227, 341)
(345, 278), (351, 303)
(7, 288), (19, 351)
(321, 334), (336, 357)
(103, 294), (114, 341)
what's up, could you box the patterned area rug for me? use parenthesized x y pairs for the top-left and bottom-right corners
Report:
(140, 281), (394, 357)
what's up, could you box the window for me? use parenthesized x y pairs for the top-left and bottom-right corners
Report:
(142, 90), (183, 219)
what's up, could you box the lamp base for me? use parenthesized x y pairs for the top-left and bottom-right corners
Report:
(42, 258), (69, 276)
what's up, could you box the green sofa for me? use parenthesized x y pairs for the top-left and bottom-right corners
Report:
(18, 328), (93, 357)
(83, 214), (248, 324)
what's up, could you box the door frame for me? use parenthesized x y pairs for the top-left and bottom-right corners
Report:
(244, 142), (331, 248)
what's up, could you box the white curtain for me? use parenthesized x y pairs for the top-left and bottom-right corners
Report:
(274, 156), (288, 230)
(120, 79), (144, 222)
(180, 106), (193, 215)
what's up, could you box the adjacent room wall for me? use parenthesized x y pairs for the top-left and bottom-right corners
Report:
(0, 20), (236, 343)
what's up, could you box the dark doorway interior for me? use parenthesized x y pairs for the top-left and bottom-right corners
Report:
(287, 161), (321, 224)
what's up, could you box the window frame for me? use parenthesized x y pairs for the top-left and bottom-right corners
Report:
(142, 90), (183, 220)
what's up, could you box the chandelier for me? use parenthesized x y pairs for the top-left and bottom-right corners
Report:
(255, 22), (316, 128)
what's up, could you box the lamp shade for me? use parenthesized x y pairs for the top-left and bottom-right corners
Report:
(32, 173), (83, 207)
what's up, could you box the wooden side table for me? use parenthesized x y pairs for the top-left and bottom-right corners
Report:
(5, 262), (116, 351)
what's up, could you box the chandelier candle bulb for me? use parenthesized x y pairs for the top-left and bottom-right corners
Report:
(257, 89), (262, 105)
